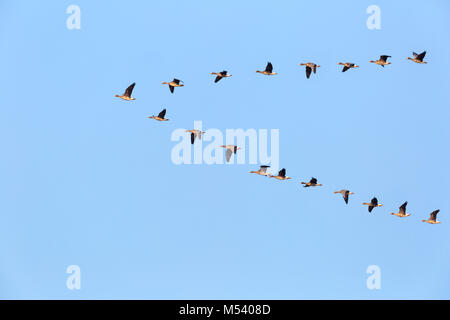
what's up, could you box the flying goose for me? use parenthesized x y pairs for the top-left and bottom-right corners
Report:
(211, 71), (232, 83)
(162, 78), (184, 93)
(115, 82), (136, 101)
(338, 62), (359, 72)
(369, 55), (391, 67)
(186, 129), (205, 144)
(407, 51), (427, 64)
(249, 165), (271, 176)
(301, 177), (322, 187)
(269, 168), (291, 180)
(363, 197), (383, 213)
(220, 145), (241, 162)
(422, 210), (441, 224)
(334, 189), (354, 204)
(256, 62), (277, 75)
(299, 63), (320, 79)
(148, 109), (169, 121)
(390, 201), (411, 218)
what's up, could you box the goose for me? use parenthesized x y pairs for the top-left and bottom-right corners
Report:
(334, 189), (354, 204)
(299, 63), (320, 79)
(338, 62), (359, 72)
(148, 109), (169, 121)
(369, 55), (391, 67)
(249, 165), (271, 176)
(220, 145), (241, 162)
(390, 201), (411, 218)
(407, 51), (427, 64)
(422, 210), (441, 224)
(256, 62), (277, 75)
(211, 71), (232, 83)
(301, 177), (322, 187)
(363, 197), (383, 213)
(115, 82), (136, 101)
(269, 168), (291, 180)
(185, 129), (205, 144)
(162, 78), (184, 93)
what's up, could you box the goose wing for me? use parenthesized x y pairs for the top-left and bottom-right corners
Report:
(190, 132), (195, 144)
(260, 165), (270, 173)
(305, 66), (312, 79)
(399, 202), (407, 214)
(416, 51), (426, 61)
(380, 55), (391, 62)
(214, 75), (222, 83)
(279, 168), (286, 178)
(158, 109), (166, 119)
(310, 177), (317, 184)
(124, 82), (135, 97)
(430, 209), (440, 221)
(371, 197), (378, 206)
(343, 190), (349, 204)
(342, 65), (350, 72)
(169, 85), (174, 93)
(225, 148), (232, 162)
(265, 62), (273, 73)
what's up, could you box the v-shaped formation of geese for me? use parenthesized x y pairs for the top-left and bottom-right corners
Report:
(114, 49), (440, 225)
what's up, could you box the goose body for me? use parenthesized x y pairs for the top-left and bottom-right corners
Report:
(369, 55), (391, 67)
(334, 189), (354, 204)
(148, 109), (169, 121)
(407, 51), (427, 64)
(363, 197), (383, 213)
(299, 62), (320, 78)
(211, 71), (232, 83)
(186, 129), (205, 144)
(220, 145), (241, 162)
(115, 82), (136, 100)
(250, 165), (271, 176)
(301, 177), (322, 187)
(256, 62), (278, 75)
(269, 168), (291, 180)
(162, 78), (184, 93)
(422, 210), (441, 224)
(338, 62), (359, 72)
(390, 201), (411, 217)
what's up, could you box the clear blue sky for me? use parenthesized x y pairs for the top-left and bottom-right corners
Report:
(1, 0), (449, 299)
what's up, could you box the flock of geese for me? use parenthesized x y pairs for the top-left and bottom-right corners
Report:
(114, 50), (440, 225)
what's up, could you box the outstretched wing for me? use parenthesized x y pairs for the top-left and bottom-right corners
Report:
(220, 71), (228, 76)
(279, 168), (286, 178)
(265, 62), (273, 73)
(342, 65), (350, 72)
(169, 85), (174, 93)
(310, 177), (317, 184)
(416, 51), (426, 61)
(124, 82), (135, 97)
(305, 66), (312, 79)
(214, 75), (222, 83)
(190, 132), (195, 144)
(343, 190), (349, 204)
(226, 148), (232, 162)
(371, 197), (378, 206)
(173, 78), (181, 85)
(399, 201), (407, 214)
(260, 165), (270, 173)
(430, 209), (440, 221)
(380, 55), (391, 62)
(158, 109), (166, 119)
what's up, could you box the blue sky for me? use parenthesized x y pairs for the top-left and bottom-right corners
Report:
(1, 0), (450, 299)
